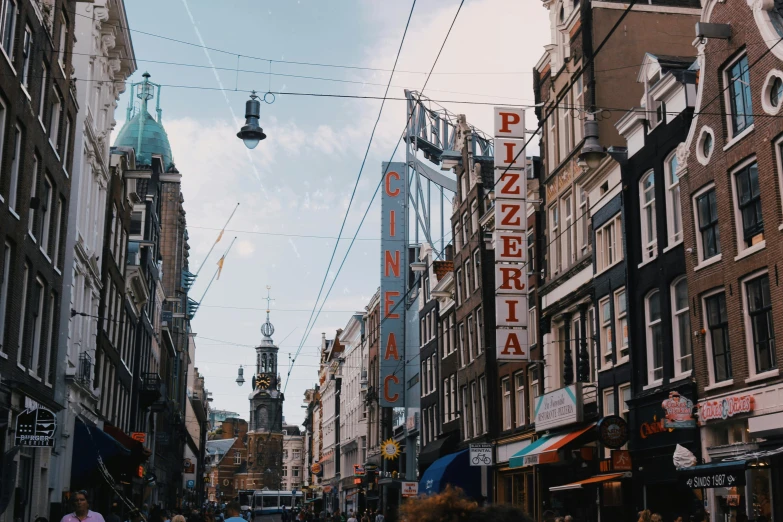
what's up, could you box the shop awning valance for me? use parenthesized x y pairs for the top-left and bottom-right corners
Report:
(419, 449), (481, 499)
(549, 472), (628, 492)
(509, 423), (596, 468)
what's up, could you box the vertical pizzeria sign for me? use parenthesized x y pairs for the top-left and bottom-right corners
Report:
(380, 162), (407, 407)
(493, 107), (529, 361)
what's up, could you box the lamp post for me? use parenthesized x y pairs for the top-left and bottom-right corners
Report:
(237, 91), (267, 149)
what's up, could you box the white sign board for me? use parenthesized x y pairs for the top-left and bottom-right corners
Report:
(493, 107), (529, 362)
(401, 482), (419, 497)
(469, 443), (494, 466)
(535, 383), (584, 432)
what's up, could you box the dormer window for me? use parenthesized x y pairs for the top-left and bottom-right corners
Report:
(559, 4), (565, 23)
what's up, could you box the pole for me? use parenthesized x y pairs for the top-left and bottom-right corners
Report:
(197, 237), (237, 306)
(195, 203), (240, 277)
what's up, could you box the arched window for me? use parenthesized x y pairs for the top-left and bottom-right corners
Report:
(640, 171), (657, 261)
(262, 353), (268, 373)
(671, 277), (692, 377)
(559, 3), (565, 23)
(256, 406), (268, 430)
(645, 290), (663, 384)
(665, 152), (683, 245)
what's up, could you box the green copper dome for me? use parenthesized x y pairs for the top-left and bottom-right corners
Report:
(113, 72), (174, 170)
(113, 109), (174, 170)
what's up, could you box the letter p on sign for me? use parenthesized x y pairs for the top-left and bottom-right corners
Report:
(494, 107), (525, 139)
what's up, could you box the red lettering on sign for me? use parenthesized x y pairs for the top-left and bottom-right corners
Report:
(385, 171), (400, 197)
(500, 235), (525, 259)
(384, 291), (400, 318)
(384, 332), (399, 360)
(499, 172), (522, 196)
(498, 266), (525, 291)
(384, 375), (400, 403)
(390, 210), (396, 237)
(500, 203), (523, 227)
(502, 298), (519, 322)
(385, 250), (400, 278)
(502, 141), (519, 165)
(500, 332), (524, 356)
(497, 112), (521, 134)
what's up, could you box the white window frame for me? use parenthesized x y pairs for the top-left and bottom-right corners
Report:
(472, 249), (480, 290)
(702, 288), (732, 387)
(502, 377), (511, 430)
(515, 372), (525, 427)
(462, 212), (469, 244)
(0, 242), (10, 356)
(443, 377), (450, 423)
(8, 124), (21, 214)
(577, 184), (589, 256)
(461, 385), (470, 438)
(30, 277), (45, 379)
(671, 276), (693, 379)
(529, 307), (537, 347)
(21, 25), (31, 90)
(595, 213), (622, 274)
(0, 97), (5, 201)
(479, 375), (487, 434)
(456, 268), (463, 306)
(458, 322), (466, 367)
(464, 261), (471, 298)
(40, 175), (53, 260)
(467, 315), (474, 362)
(470, 200), (478, 236)
(730, 156), (765, 257)
(645, 290), (664, 386)
(639, 170), (658, 262)
(741, 270), (778, 380)
(28, 155), (39, 240)
(475, 306), (484, 354)
(16, 264), (28, 369)
(603, 387), (615, 417)
(62, 116), (71, 173)
(692, 182), (721, 268)
(0, 0), (17, 65)
(664, 151), (683, 247)
(619, 383), (630, 423)
(574, 77), (584, 144)
(723, 52), (754, 141)
(549, 203), (560, 276)
(38, 64), (47, 126)
(451, 374), (457, 419)
(614, 287), (629, 364)
(599, 296), (613, 369)
(57, 13), (67, 72)
(470, 381), (478, 438)
(50, 88), (62, 153)
(561, 192), (574, 268)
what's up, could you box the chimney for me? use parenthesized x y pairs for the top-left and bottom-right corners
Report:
(445, 244), (454, 261)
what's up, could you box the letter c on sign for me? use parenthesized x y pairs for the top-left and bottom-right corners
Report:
(385, 171), (400, 197)
(384, 375), (400, 402)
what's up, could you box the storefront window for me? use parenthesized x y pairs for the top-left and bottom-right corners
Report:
(602, 481), (623, 506)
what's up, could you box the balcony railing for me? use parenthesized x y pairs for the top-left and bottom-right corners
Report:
(77, 352), (93, 386)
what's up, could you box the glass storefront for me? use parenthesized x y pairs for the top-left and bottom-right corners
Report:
(496, 471), (534, 515)
(712, 468), (772, 522)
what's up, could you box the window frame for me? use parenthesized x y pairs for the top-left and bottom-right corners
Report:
(502, 377), (512, 431)
(671, 277), (693, 379)
(645, 290), (664, 386)
(664, 151), (683, 246)
(692, 183), (721, 265)
(8, 123), (22, 214)
(731, 158), (764, 253)
(38, 63), (48, 126)
(472, 249), (481, 290)
(614, 287), (629, 363)
(40, 174), (53, 260)
(16, 264), (29, 369)
(595, 213), (622, 274)
(599, 295), (613, 369)
(703, 289), (732, 385)
(724, 53), (754, 138)
(639, 170), (658, 262)
(21, 25), (31, 90)
(0, 242), (10, 355)
(0, 0), (17, 64)
(28, 154), (39, 240)
(741, 271), (777, 377)
(49, 87), (62, 153)
(514, 372), (526, 427)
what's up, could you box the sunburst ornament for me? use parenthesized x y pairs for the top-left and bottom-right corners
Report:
(381, 438), (401, 460)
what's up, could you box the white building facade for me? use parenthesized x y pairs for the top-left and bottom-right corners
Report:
(282, 425), (305, 491)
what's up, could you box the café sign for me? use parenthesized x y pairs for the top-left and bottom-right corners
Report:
(662, 391), (696, 429)
(535, 384), (583, 433)
(698, 394), (754, 424)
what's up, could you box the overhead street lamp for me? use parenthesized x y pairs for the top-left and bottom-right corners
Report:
(237, 91), (267, 149)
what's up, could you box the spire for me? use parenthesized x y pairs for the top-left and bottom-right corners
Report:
(260, 286), (275, 340)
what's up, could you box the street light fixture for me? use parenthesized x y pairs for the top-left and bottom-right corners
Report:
(237, 91), (267, 149)
(236, 365), (245, 386)
(578, 117), (606, 170)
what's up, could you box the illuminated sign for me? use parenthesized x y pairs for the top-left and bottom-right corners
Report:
(379, 162), (406, 407)
(131, 432), (147, 443)
(662, 391), (696, 429)
(493, 107), (528, 361)
(698, 394), (754, 424)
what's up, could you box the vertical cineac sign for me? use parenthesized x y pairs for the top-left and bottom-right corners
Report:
(380, 162), (407, 407)
(494, 107), (529, 361)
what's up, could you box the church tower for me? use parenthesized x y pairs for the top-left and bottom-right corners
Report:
(246, 288), (285, 489)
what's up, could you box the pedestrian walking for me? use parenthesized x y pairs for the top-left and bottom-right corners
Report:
(347, 512), (357, 522)
(105, 503), (122, 522)
(60, 491), (107, 522)
(282, 506), (289, 522)
(223, 503), (245, 522)
(373, 511), (384, 522)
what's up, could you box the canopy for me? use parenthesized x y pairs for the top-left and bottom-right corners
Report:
(419, 450), (480, 499)
(510, 423), (596, 468)
(71, 421), (131, 483)
(550, 473), (628, 491)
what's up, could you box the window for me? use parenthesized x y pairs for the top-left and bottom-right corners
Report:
(471, 200), (478, 235)
(502, 378), (512, 430)
(462, 212), (469, 243)
(454, 224), (461, 251)
(527, 231), (535, 275)
(130, 211), (143, 237)
(614, 288), (628, 361)
(57, 14), (68, 71)
(599, 297), (613, 367)
(8, 125), (21, 213)
(28, 155), (39, 238)
(479, 376), (487, 434)
(464, 261), (472, 297)
(529, 366), (539, 421)
(695, 186), (721, 261)
(562, 193), (574, 267)
(461, 386), (469, 438)
(665, 152), (682, 245)
(451, 374), (457, 418)
(515, 373), (525, 427)
(467, 316), (474, 362)
(38, 64), (48, 123)
(16, 264), (29, 367)
(578, 185), (589, 255)
(421, 361), (427, 395)
(21, 26), (31, 89)
(726, 54), (754, 135)
(596, 214), (622, 273)
(283, 449), (289, 460)
(0, 98), (5, 190)
(603, 388), (615, 416)
(619, 384), (630, 423)
(705, 291), (732, 383)
(62, 117), (71, 170)
(549, 204), (560, 275)
(0, 0), (17, 58)
(456, 268), (463, 305)
(574, 76), (584, 143)
(529, 307), (537, 346)
(443, 377), (450, 422)
(292, 466), (300, 477)
(0, 242), (10, 354)
(40, 176), (53, 258)
(744, 274), (776, 374)
(645, 291), (663, 384)
(30, 278), (44, 377)
(458, 322), (466, 367)
(734, 161), (763, 248)
(473, 249), (480, 290)
(640, 171), (657, 261)
(470, 381), (478, 438)
(672, 278), (692, 376)
(50, 89), (62, 151)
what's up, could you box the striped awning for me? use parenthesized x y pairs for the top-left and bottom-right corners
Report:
(549, 472), (628, 491)
(509, 423), (596, 468)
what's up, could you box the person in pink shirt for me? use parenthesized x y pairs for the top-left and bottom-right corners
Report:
(60, 491), (106, 522)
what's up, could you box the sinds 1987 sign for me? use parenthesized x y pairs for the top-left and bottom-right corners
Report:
(680, 466), (745, 489)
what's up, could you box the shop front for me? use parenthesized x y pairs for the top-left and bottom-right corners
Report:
(629, 384), (702, 521)
(688, 384), (783, 522)
(418, 450), (481, 500)
(494, 434), (534, 513)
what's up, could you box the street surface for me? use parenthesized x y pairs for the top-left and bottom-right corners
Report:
(252, 515), (281, 522)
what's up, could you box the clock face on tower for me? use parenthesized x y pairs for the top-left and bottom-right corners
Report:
(255, 374), (272, 389)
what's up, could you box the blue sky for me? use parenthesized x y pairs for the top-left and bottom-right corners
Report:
(116, 0), (549, 427)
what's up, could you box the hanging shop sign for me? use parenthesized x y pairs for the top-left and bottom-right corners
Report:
(401, 482), (419, 498)
(535, 383), (583, 432)
(469, 443), (494, 466)
(381, 438), (401, 460)
(679, 464), (746, 489)
(662, 391), (696, 429)
(493, 106), (529, 362)
(131, 432), (147, 443)
(187, 480), (195, 489)
(14, 398), (56, 447)
(698, 394), (754, 424)
(379, 161), (407, 407)
(597, 415), (629, 449)
(353, 464), (365, 476)
(611, 450), (632, 471)
(183, 458), (195, 473)
(311, 462), (322, 475)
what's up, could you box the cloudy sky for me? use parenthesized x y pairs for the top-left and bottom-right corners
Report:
(115, 0), (549, 428)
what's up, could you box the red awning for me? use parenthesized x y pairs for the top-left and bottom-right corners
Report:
(549, 472), (629, 492)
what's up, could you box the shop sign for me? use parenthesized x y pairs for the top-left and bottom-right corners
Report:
(662, 392), (696, 429)
(187, 480), (195, 489)
(311, 462), (322, 475)
(493, 106), (529, 362)
(379, 162), (407, 407)
(698, 395), (754, 424)
(381, 438), (401, 460)
(639, 415), (673, 439)
(535, 384), (583, 432)
(597, 415), (629, 449)
(353, 464), (365, 476)
(14, 398), (56, 447)
(353, 478), (362, 485)
(406, 412), (419, 431)
(131, 432), (147, 443)
(611, 450), (632, 471)
(680, 466), (746, 489)
(401, 482), (418, 497)
(183, 458), (195, 474)
(469, 444), (493, 466)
